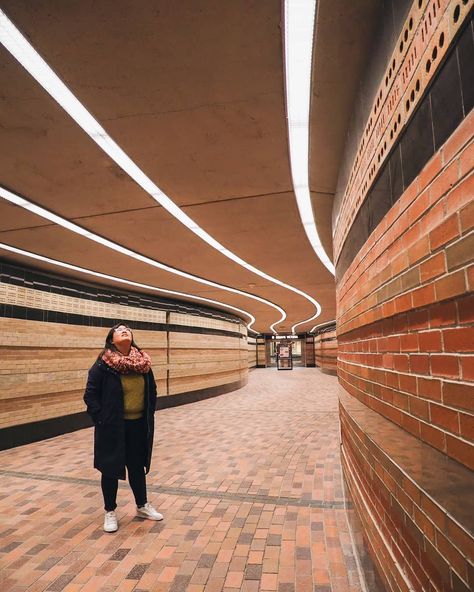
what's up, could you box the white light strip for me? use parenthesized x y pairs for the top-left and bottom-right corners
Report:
(0, 242), (259, 333)
(0, 186), (284, 333)
(310, 319), (336, 333)
(0, 8), (323, 333)
(284, 0), (335, 276)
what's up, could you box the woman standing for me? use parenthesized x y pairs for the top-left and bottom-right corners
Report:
(84, 323), (163, 532)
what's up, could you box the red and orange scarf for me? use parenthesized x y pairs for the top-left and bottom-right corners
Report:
(102, 346), (151, 374)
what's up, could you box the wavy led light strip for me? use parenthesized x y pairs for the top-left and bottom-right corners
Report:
(284, 0), (335, 276)
(310, 319), (335, 333)
(0, 242), (258, 331)
(0, 186), (285, 333)
(0, 8), (322, 333)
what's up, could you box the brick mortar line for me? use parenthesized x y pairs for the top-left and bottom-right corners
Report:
(338, 375), (474, 445)
(339, 404), (473, 539)
(0, 469), (349, 509)
(337, 163), (474, 309)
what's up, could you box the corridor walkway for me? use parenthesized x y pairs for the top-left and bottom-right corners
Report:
(0, 369), (371, 592)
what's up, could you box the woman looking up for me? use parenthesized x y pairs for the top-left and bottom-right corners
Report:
(83, 322), (163, 533)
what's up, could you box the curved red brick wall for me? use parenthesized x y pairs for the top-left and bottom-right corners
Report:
(337, 102), (473, 592)
(338, 111), (473, 471)
(334, 2), (474, 590)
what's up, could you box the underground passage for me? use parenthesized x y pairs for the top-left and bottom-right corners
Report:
(0, 1), (473, 591)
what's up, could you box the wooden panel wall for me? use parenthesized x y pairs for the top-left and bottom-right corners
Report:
(0, 274), (248, 434)
(314, 328), (338, 374)
(247, 336), (257, 368)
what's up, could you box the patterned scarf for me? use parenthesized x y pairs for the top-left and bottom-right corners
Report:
(102, 346), (152, 374)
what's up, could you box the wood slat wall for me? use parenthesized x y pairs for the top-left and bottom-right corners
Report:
(0, 281), (248, 432)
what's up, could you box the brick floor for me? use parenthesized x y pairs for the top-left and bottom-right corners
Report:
(0, 368), (369, 591)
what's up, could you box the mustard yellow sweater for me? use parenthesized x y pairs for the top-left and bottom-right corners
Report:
(120, 373), (145, 419)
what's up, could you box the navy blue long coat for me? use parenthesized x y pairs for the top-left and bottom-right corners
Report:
(83, 360), (157, 479)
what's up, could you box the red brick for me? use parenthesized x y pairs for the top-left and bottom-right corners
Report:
(429, 215), (460, 251)
(413, 506), (435, 541)
(431, 355), (460, 379)
(443, 328), (474, 352)
(461, 356), (474, 381)
(421, 494), (447, 531)
(400, 333), (419, 352)
(402, 222), (421, 249)
(459, 193), (474, 233)
(391, 252), (409, 277)
(434, 270), (467, 302)
(429, 300), (457, 328)
(418, 152), (443, 192)
(446, 435), (474, 470)
(429, 160), (458, 206)
(420, 252), (446, 282)
(393, 354), (409, 372)
(382, 299), (396, 318)
(386, 371), (399, 389)
(469, 264), (474, 292)
(447, 519), (474, 564)
(407, 309), (429, 331)
(459, 137), (474, 177)
(459, 412), (474, 441)
(399, 373), (417, 394)
(394, 293), (412, 314)
(446, 172), (474, 218)
(393, 391), (409, 411)
(393, 313), (408, 333)
(418, 331), (442, 352)
(442, 110), (474, 164)
(443, 381), (474, 412)
(430, 403), (460, 434)
(412, 284), (436, 309)
(401, 412), (421, 437)
(409, 396), (430, 420)
(458, 294), (474, 324)
(408, 236), (430, 265)
(420, 423), (446, 452)
(435, 531), (468, 581)
(410, 354), (430, 375)
(446, 233), (474, 272)
(417, 377), (442, 401)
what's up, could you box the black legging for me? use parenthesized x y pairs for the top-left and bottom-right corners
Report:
(101, 418), (148, 511)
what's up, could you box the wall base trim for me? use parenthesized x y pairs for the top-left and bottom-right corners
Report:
(0, 378), (248, 451)
(156, 378), (247, 410)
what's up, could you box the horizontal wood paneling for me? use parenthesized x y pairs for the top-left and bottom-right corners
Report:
(0, 281), (248, 432)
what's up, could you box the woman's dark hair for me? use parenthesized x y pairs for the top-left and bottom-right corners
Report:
(97, 322), (141, 361)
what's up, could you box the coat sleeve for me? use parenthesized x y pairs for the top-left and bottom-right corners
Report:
(149, 368), (158, 411)
(83, 364), (103, 424)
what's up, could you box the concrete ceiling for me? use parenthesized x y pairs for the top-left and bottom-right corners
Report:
(0, 1), (378, 334)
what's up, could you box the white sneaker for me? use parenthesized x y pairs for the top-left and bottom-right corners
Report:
(136, 502), (163, 521)
(103, 511), (118, 532)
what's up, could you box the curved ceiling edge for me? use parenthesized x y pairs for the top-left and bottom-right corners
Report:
(0, 9), (322, 333)
(0, 242), (260, 332)
(0, 185), (289, 333)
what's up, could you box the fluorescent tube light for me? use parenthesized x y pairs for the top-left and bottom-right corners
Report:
(0, 186), (285, 333)
(0, 8), (323, 332)
(0, 242), (258, 332)
(284, 0), (335, 276)
(310, 319), (336, 333)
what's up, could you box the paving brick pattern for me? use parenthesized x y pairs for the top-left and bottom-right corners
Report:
(0, 368), (367, 591)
